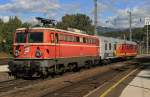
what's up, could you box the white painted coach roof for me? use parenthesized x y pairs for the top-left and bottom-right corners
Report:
(16, 27), (97, 38)
(99, 36), (137, 45)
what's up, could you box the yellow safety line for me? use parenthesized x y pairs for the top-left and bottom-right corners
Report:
(100, 68), (138, 97)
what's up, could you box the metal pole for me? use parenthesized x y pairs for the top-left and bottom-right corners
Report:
(94, 0), (98, 35)
(140, 42), (142, 55)
(124, 34), (126, 41)
(129, 11), (132, 41)
(147, 25), (149, 54)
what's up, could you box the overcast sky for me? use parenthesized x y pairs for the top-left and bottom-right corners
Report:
(0, 0), (149, 28)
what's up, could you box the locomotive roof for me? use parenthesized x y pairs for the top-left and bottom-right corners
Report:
(16, 27), (97, 38)
(16, 27), (137, 45)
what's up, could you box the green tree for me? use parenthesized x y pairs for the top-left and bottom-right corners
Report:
(0, 16), (31, 53)
(2, 16), (22, 53)
(56, 13), (94, 35)
(22, 22), (31, 28)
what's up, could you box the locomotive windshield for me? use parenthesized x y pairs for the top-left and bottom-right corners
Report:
(15, 32), (26, 43)
(28, 32), (43, 43)
(15, 32), (43, 43)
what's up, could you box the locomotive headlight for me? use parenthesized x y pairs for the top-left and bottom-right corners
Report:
(15, 50), (19, 57)
(35, 50), (42, 57)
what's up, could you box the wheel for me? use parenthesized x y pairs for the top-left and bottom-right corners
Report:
(40, 68), (49, 79)
(73, 64), (79, 72)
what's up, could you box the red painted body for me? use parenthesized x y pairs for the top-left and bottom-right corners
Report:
(14, 28), (99, 59)
(9, 27), (138, 78)
(116, 43), (137, 57)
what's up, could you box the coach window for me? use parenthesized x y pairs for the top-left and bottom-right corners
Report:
(114, 44), (116, 50)
(105, 43), (107, 50)
(109, 43), (111, 50)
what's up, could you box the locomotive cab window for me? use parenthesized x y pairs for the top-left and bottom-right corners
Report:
(15, 32), (26, 43)
(28, 32), (43, 43)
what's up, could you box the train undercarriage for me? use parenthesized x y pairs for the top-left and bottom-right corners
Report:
(8, 56), (100, 79)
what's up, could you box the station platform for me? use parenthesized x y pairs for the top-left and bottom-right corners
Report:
(119, 65), (150, 97)
(0, 65), (9, 72)
(84, 66), (150, 97)
(84, 62), (150, 97)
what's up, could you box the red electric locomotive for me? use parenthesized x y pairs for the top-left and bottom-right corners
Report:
(8, 27), (100, 78)
(8, 18), (138, 78)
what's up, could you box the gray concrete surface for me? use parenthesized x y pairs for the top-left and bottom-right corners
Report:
(119, 68), (150, 97)
(0, 65), (9, 72)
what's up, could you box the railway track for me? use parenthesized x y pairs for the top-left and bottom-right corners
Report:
(0, 79), (26, 92)
(0, 57), (146, 97)
(0, 77), (47, 96)
(0, 60), (131, 93)
(0, 58), (12, 65)
(40, 63), (141, 97)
